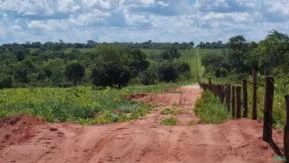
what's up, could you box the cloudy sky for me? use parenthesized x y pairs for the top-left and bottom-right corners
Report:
(0, 0), (289, 44)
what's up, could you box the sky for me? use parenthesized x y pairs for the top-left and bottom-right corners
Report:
(0, 0), (289, 44)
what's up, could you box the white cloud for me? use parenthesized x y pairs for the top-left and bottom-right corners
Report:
(57, 0), (80, 13)
(157, 1), (169, 7)
(28, 20), (68, 31)
(1, 0), (289, 44)
(265, 1), (289, 16)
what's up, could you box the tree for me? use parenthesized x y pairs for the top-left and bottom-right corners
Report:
(157, 62), (179, 82)
(91, 62), (130, 88)
(158, 48), (180, 60)
(227, 35), (250, 73)
(65, 62), (85, 86)
(175, 62), (191, 79)
(255, 30), (289, 75)
(14, 67), (29, 83)
(15, 51), (25, 61)
(127, 49), (149, 77)
(0, 76), (12, 89)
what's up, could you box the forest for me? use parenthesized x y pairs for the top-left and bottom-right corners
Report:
(0, 42), (193, 89)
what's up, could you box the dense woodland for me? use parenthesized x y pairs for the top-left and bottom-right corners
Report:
(0, 42), (192, 89)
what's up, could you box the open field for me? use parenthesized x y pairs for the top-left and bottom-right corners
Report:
(0, 84), (178, 124)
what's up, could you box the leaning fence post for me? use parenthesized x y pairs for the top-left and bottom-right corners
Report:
(263, 77), (274, 142)
(243, 80), (248, 118)
(236, 86), (242, 119)
(232, 86), (236, 119)
(252, 71), (258, 120)
(284, 95), (289, 163)
(225, 84), (231, 112)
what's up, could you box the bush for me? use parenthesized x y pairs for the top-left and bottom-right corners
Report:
(65, 62), (85, 86)
(91, 62), (131, 88)
(0, 76), (12, 89)
(157, 62), (179, 82)
(140, 70), (156, 85)
(175, 62), (191, 79)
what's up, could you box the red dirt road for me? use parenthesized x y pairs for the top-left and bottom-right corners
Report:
(0, 85), (283, 163)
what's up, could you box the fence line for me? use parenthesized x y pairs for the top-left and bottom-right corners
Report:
(199, 71), (289, 161)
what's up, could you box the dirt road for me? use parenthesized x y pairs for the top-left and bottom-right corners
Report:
(0, 85), (282, 163)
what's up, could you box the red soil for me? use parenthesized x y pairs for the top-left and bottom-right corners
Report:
(0, 85), (283, 163)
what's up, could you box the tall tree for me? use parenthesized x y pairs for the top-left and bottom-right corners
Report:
(65, 62), (85, 86)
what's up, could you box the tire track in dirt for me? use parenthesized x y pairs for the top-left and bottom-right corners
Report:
(0, 84), (283, 163)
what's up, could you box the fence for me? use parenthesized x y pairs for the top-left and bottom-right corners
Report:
(199, 72), (289, 162)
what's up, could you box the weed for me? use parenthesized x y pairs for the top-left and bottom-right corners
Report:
(161, 108), (182, 115)
(161, 117), (177, 126)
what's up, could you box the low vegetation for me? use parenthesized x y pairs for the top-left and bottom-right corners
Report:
(195, 91), (231, 124)
(161, 117), (177, 126)
(161, 108), (182, 115)
(0, 84), (177, 125)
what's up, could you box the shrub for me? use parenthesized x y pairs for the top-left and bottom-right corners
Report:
(0, 76), (12, 89)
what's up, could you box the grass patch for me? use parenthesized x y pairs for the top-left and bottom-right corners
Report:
(195, 91), (231, 124)
(161, 117), (177, 126)
(0, 83), (177, 125)
(161, 108), (182, 115)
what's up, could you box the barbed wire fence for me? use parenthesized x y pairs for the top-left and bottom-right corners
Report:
(199, 70), (289, 162)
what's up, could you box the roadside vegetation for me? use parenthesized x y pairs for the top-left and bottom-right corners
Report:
(195, 91), (231, 124)
(161, 107), (182, 115)
(199, 30), (289, 127)
(161, 117), (177, 126)
(0, 84), (178, 125)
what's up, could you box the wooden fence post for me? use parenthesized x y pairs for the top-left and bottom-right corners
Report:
(252, 71), (257, 120)
(263, 77), (274, 142)
(243, 80), (248, 118)
(236, 86), (242, 119)
(225, 84), (231, 112)
(219, 85), (226, 103)
(284, 95), (289, 162)
(232, 86), (236, 119)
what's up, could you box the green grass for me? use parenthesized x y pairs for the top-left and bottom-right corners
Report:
(199, 74), (289, 128)
(195, 91), (231, 124)
(246, 77), (288, 128)
(161, 108), (182, 115)
(0, 83), (178, 125)
(161, 117), (177, 126)
(179, 48), (204, 82)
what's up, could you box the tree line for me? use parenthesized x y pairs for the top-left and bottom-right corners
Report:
(201, 30), (289, 79)
(0, 44), (191, 89)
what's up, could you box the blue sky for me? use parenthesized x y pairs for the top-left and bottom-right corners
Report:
(0, 0), (289, 44)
